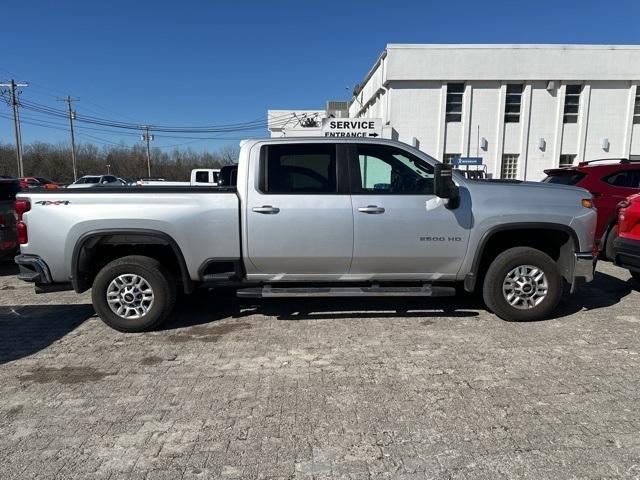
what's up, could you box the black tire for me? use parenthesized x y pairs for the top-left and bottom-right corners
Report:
(91, 255), (176, 332)
(604, 225), (618, 261)
(482, 247), (562, 322)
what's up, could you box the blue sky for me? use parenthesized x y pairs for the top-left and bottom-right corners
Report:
(1, 0), (639, 152)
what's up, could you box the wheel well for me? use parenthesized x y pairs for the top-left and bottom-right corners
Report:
(470, 227), (576, 292)
(73, 232), (193, 294)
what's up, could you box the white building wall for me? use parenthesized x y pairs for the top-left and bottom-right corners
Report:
(385, 81), (442, 155)
(583, 82), (632, 159)
(349, 45), (640, 181)
(526, 81), (562, 178)
(631, 124), (640, 156)
(270, 45), (640, 179)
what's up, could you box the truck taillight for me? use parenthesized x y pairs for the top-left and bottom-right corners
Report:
(14, 200), (30, 245)
(15, 199), (31, 220)
(16, 221), (27, 244)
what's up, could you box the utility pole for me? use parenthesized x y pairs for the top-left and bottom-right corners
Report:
(0, 79), (28, 177)
(140, 125), (154, 177)
(57, 95), (79, 181)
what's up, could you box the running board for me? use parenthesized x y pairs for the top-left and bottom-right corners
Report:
(236, 285), (456, 298)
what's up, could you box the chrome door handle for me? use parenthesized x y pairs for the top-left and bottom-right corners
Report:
(358, 205), (385, 214)
(252, 205), (280, 214)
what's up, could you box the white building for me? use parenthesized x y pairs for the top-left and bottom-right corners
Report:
(269, 44), (640, 180)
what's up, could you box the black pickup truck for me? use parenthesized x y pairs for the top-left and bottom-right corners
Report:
(0, 177), (19, 261)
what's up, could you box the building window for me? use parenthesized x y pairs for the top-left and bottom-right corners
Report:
(504, 84), (523, 123)
(563, 85), (582, 124)
(634, 88), (640, 124)
(501, 154), (519, 179)
(443, 153), (460, 165)
(559, 154), (576, 167)
(445, 83), (464, 123)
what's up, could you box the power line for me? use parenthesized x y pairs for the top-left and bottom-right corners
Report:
(17, 98), (294, 133)
(0, 68), (298, 134)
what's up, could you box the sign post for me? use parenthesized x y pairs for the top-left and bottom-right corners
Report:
(321, 118), (383, 138)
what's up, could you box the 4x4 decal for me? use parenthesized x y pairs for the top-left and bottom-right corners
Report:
(35, 200), (71, 206)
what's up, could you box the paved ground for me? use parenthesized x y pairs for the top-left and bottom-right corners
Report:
(0, 261), (639, 480)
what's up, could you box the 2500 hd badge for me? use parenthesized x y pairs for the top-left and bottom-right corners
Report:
(419, 236), (463, 242)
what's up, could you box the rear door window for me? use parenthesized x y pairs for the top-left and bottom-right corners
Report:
(542, 171), (586, 185)
(261, 144), (337, 194)
(603, 170), (640, 189)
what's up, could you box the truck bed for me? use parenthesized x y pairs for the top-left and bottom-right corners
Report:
(17, 187), (240, 283)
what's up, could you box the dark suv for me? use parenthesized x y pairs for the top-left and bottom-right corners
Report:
(543, 159), (640, 258)
(0, 176), (20, 261)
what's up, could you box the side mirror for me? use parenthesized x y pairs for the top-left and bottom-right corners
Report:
(434, 163), (460, 208)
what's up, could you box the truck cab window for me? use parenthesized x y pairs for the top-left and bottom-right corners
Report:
(353, 145), (434, 194)
(263, 144), (337, 193)
(195, 171), (209, 183)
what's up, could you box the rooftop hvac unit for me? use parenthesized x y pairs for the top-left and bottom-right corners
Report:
(326, 101), (349, 118)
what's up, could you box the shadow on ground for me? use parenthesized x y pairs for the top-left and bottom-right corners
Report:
(551, 270), (636, 320)
(0, 304), (95, 365)
(164, 290), (482, 331)
(164, 270), (636, 330)
(1, 270), (635, 359)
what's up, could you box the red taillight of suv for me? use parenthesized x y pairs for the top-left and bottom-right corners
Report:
(14, 199), (31, 245)
(618, 194), (640, 242)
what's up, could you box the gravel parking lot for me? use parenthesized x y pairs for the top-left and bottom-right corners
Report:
(1, 260), (639, 479)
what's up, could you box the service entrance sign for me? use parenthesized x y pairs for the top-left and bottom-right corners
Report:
(321, 118), (382, 138)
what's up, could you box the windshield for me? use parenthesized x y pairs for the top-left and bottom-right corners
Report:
(542, 171), (586, 185)
(35, 177), (54, 184)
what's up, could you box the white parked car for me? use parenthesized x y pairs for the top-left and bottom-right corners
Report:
(67, 175), (127, 189)
(137, 169), (221, 187)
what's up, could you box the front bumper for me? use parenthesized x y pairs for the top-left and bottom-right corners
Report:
(613, 237), (640, 273)
(571, 252), (597, 293)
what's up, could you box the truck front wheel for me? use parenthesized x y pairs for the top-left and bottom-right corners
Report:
(482, 247), (562, 322)
(92, 255), (176, 332)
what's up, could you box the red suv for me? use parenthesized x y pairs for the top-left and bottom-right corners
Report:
(543, 159), (640, 258)
(613, 194), (640, 282)
(19, 177), (61, 190)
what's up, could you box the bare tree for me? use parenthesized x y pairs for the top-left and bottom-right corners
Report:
(0, 141), (237, 182)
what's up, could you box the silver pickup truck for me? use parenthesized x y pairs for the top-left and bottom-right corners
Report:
(15, 138), (597, 331)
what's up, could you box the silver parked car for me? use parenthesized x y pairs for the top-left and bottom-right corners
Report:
(67, 175), (127, 189)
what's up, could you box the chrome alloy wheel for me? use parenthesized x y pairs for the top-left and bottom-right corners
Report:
(502, 265), (548, 310)
(106, 274), (154, 319)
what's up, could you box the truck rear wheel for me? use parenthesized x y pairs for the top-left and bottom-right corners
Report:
(482, 247), (562, 322)
(92, 255), (176, 332)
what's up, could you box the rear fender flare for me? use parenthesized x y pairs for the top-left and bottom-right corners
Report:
(71, 228), (193, 294)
